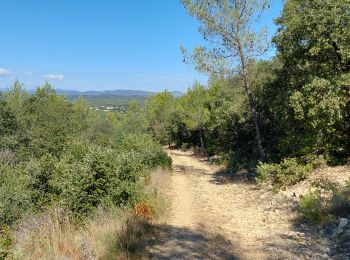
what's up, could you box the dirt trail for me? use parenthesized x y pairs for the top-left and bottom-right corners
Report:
(146, 149), (330, 259)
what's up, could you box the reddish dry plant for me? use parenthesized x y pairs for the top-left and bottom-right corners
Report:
(132, 200), (154, 221)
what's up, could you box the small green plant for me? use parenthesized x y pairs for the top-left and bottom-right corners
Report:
(299, 191), (334, 225)
(0, 225), (13, 259)
(256, 158), (312, 189)
(299, 179), (350, 225)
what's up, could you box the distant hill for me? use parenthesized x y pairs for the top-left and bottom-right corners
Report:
(1, 87), (183, 98)
(52, 89), (184, 108)
(0, 87), (183, 109)
(55, 89), (183, 98)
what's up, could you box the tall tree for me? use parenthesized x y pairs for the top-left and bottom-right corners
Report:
(274, 0), (350, 78)
(145, 91), (175, 145)
(180, 0), (269, 161)
(273, 0), (350, 157)
(180, 82), (210, 154)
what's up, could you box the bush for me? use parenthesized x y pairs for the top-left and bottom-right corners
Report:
(55, 144), (162, 221)
(0, 84), (172, 229)
(181, 143), (190, 151)
(132, 200), (154, 221)
(0, 164), (32, 226)
(0, 225), (13, 259)
(256, 158), (312, 188)
(299, 190), (334, 225)
(299, 179), (350, 225)
(116, 133), (171, 168)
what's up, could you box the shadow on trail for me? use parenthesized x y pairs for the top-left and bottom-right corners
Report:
(263, 218), (332, 259)
(210, 168), (257, 186)
(146, 223), (238, 259)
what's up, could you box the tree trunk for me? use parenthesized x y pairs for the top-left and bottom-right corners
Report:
(237, 40), (266, 162)
(199, 128), (206, 155)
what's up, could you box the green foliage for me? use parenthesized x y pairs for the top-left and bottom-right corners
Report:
(0, 96), (18, 137)
(57, 146), (135, 220)
(145, 91), (175, 145)
(27, 155), (58, 210)
(180, 83), (209, 131)
(116, 133), (171, 168)
(0, 164), (31, 226)
(299, 191), (334, 225)
(180, 82), (210, 153)
(274, 0), (350, 77)
(299, 179), (350, 225)
(271, 0), (350, 160)
(289, 76), (348, 155)
(0, 82), (171, 227)
(256, 158), (312, 188)
(0, 225), (13, 259)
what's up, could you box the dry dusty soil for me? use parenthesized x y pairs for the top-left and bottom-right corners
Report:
(145, 149), (346, 260)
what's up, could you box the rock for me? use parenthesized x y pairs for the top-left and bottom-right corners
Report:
(332, 228), (344, 238)
(338, 218), (349, 229)
(344, 229), (350, 240)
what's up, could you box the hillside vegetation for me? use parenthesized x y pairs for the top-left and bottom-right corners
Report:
(0, 82), (171, 258)
(1, 0), (350, 258)
(144, 0), (350, 239)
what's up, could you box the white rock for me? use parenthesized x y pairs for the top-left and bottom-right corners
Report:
(338, 218), (349, 229)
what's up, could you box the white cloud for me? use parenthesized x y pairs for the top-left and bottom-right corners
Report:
(25, 70), (35, 76)
(0, 68), (12, 77)
(44, 74), (64, 81)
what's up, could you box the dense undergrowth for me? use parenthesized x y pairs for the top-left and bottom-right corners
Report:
(0, 83), (170, 258)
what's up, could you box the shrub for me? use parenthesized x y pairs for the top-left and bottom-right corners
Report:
(0, 164), (32, 226)
(132, 200), (154, 221)
(0, 225), (13, 259)
(299, 179), (350, 225)
(181, 143), (190, 151)
(27, 155), (58, 210)
(56, 146), (151, 220)
(116, 133), (171, 168)
(256, 158), (312, 188)
(57, 146), (119, 220)
(299, 190), (334, 225)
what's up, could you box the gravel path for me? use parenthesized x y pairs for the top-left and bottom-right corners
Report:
(146, 149), (331, 260)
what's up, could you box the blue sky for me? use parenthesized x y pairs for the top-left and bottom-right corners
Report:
(0, 0), (283, 92)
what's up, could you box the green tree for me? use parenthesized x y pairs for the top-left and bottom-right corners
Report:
(0, 96), (18, 138)
(180, 82), (210, 154)
(22, 83), (87, 157)
(274, 0), (350, 78)
(273, 0), (350, 158)
(180, 0), (270, 161)
(145, 91), (175, 145)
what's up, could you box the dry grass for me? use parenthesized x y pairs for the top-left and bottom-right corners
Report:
(12, 207), (154, 259)
(10, 168), (171, 259)
(132, 200), (154, 221)
(12, 208), (83, 259)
